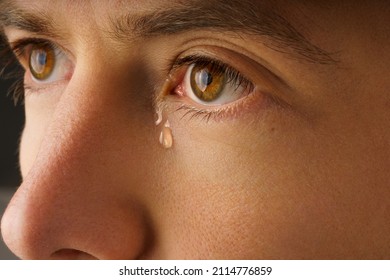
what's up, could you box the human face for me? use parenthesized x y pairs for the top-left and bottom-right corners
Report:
(1, 0), (389, 259)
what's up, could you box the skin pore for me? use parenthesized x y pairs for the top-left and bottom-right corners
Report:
(0, 0), (389, 259)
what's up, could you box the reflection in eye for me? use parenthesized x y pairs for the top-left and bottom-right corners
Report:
(174, 56), (254, 107)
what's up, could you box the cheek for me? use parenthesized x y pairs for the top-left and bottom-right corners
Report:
(155, 180), (267, 258)
(154, 113), (282, 258)
(160, 107), (382, 258)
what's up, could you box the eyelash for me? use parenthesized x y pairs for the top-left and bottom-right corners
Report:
(3, 38), (256, 121)
(11, 38), (57, 58)
(0, 38), (25, 105)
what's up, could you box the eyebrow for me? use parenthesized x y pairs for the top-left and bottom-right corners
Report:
(0, 1), (57, 38)
(0, 0), (338, 65)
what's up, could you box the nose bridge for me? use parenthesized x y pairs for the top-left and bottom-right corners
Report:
(1, 73), (148, 259)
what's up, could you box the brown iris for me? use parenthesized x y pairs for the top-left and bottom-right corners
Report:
(29, 44), (55, 80)
(190, 64), (226, 102)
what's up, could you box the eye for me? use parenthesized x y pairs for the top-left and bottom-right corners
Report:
(173, 56), (254, 107)
(29, 44), (55, 80)
(11, 39), (73, 85)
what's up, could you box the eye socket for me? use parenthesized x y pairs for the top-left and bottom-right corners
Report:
(29, 44), (56, 80)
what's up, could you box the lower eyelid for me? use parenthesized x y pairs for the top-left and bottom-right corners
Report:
(160, 84), (270, 123)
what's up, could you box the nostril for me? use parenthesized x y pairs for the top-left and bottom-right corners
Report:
(51, 249), (98, 260)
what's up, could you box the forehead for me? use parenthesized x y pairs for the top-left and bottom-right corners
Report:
(4, 0), (387, 20)
(9, 0), (164, 26)
(6, 0), (286, 21)
(13, 0), (160, 11)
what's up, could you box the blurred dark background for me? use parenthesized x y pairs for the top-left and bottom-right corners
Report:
(0, 77), (24, 187)
(0, 32), (24, 187)
(0, 36), (23, 259)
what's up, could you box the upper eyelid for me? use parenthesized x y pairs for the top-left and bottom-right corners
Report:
(8, 39), (57, 72)
(172, 54), (241, 70)
(170, 54), (254, 87)
(11, 38), (51, 56)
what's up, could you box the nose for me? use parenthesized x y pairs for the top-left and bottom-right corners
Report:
(1, 69), (151, 259)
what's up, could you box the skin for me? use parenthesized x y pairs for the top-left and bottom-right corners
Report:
(1, 0), (390, 259)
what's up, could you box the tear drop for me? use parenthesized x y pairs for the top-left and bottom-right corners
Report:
(155, 107), (163, 126)
(159, 120), (173, 149)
